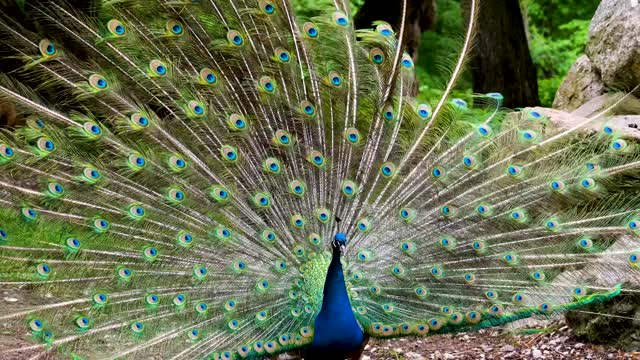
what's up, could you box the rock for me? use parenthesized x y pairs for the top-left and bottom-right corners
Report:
(571, 94), (613, 118)
(575, 343), (585, 349)
(553, 55), (606, 111)
(586, 0), (640, 89)
(393, 347), (404, 353)
(3, 297), (18, 302)
(501, 345), (515, 352)
(361, 356), (371, 360)
(532, 349), (542, 359)
(527, 107), (640, 140)
(462, 334), (470, 341)
(405, 351), (426, 360)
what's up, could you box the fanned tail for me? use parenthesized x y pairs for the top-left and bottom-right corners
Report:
(0, 1), (638, 359)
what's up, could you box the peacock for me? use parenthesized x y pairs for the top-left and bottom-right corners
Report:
(0, 0), (638, 359)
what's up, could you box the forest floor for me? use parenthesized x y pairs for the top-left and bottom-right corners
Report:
(361, 321), (640, 360)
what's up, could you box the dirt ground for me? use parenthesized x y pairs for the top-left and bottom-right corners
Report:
(361, 323), (640, 360)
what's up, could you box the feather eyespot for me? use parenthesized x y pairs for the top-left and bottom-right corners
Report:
(356, 218), (371, 233)
(332, 12), (349, 26)
(341, 180), (358, 198)
(401, 53), (413, 68)
(220, 145), (239, 162)
(173, 294), (186, 307)
(81, 167), (102, 184)
(263, 157), (282, 174)
(259, 76), (276, 93)
(273, 130), (294, 146)
(45, 182), (64, 199)
(187, 329), (200, 340)
(227, 113), (247, 131)
(327, 71), (343, 87)
(253, 192), (272, 208)
(227, 30), (244, 46)
(163, 188), (183, 204)
(274, 48), (290, 63)
(307, 150), (325, 167)
(477, 124), (492, 136)
(451, 98), (468, 109)
(127, 154), (146, 171)
(462, 155), (478, 169)
(88, 74), (108, 90)
(167, 20), (184, 36)
(36, 263), (51, 279)
(177, 231), (194, 247)
(38, 39), (58, 58)
(21, 207), (38, 222)
(376, 23), (394, 36)
(0, 144), (15, 162)
(261, 228), (277, 243)
(288, 180), (306, 197)
(199, 68), (218, 85)
(315, 208), (331, 223)
(192, 265), (208, 280)
(383, 105), (395, 122)
(380, 162), (397, 177)
(259, 0), (276, 14)
(209, 185), (231, 204)
(611, 139), (628, 152)
(36, 137), (56, 154)
(142, 246), (158, 261)
(302, 22), (319, 38)
(416, 103), (431, 120)
(187, 100), (205, 117)
(369, 48), (385, 64)
(75, 316), (91, 329)
(299, 100), (316, 117)
(107, 19), (126, 37)
(307, 233), (321, 246)
(149, 60), (168, 77)
(117, 266), (132, 281)
(290, 214), (305, 229)
(343, 128), (361, 144)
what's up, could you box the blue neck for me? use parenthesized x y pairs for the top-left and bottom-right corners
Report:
(307, 245), (364, 358)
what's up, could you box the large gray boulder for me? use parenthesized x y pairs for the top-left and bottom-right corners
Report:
(552, 55), (606, 111)
(554, 0), (640, 112)
(586, 0), (640, 90)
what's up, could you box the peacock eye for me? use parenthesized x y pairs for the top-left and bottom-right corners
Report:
(39, 39), (58, 57)
(107, 19), (126, 36)
(416, 103), (431, 119)
(332, 12), (348, 26)
(401, 53), (413, 68)
(260, 0), (276, 14)
(149, 60), (168, 76)
(304, 22), (319, 38)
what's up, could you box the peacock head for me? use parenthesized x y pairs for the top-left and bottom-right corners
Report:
(333, 232), (348, 253)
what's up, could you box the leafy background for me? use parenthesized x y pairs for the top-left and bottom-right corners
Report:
(293, 0), (600, 107)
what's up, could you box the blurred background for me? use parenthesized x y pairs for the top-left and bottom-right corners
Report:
(293, 0), (600, 107)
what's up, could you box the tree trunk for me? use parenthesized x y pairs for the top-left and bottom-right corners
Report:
(462, 0), (540, 108)
(354, 0), (437, 95)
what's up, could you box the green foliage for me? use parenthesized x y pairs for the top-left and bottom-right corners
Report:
(524, 0), (600, 106)
(416, 0), (473, 104)
(293, 0), (364, 18)
(292, 0), (598, 107)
